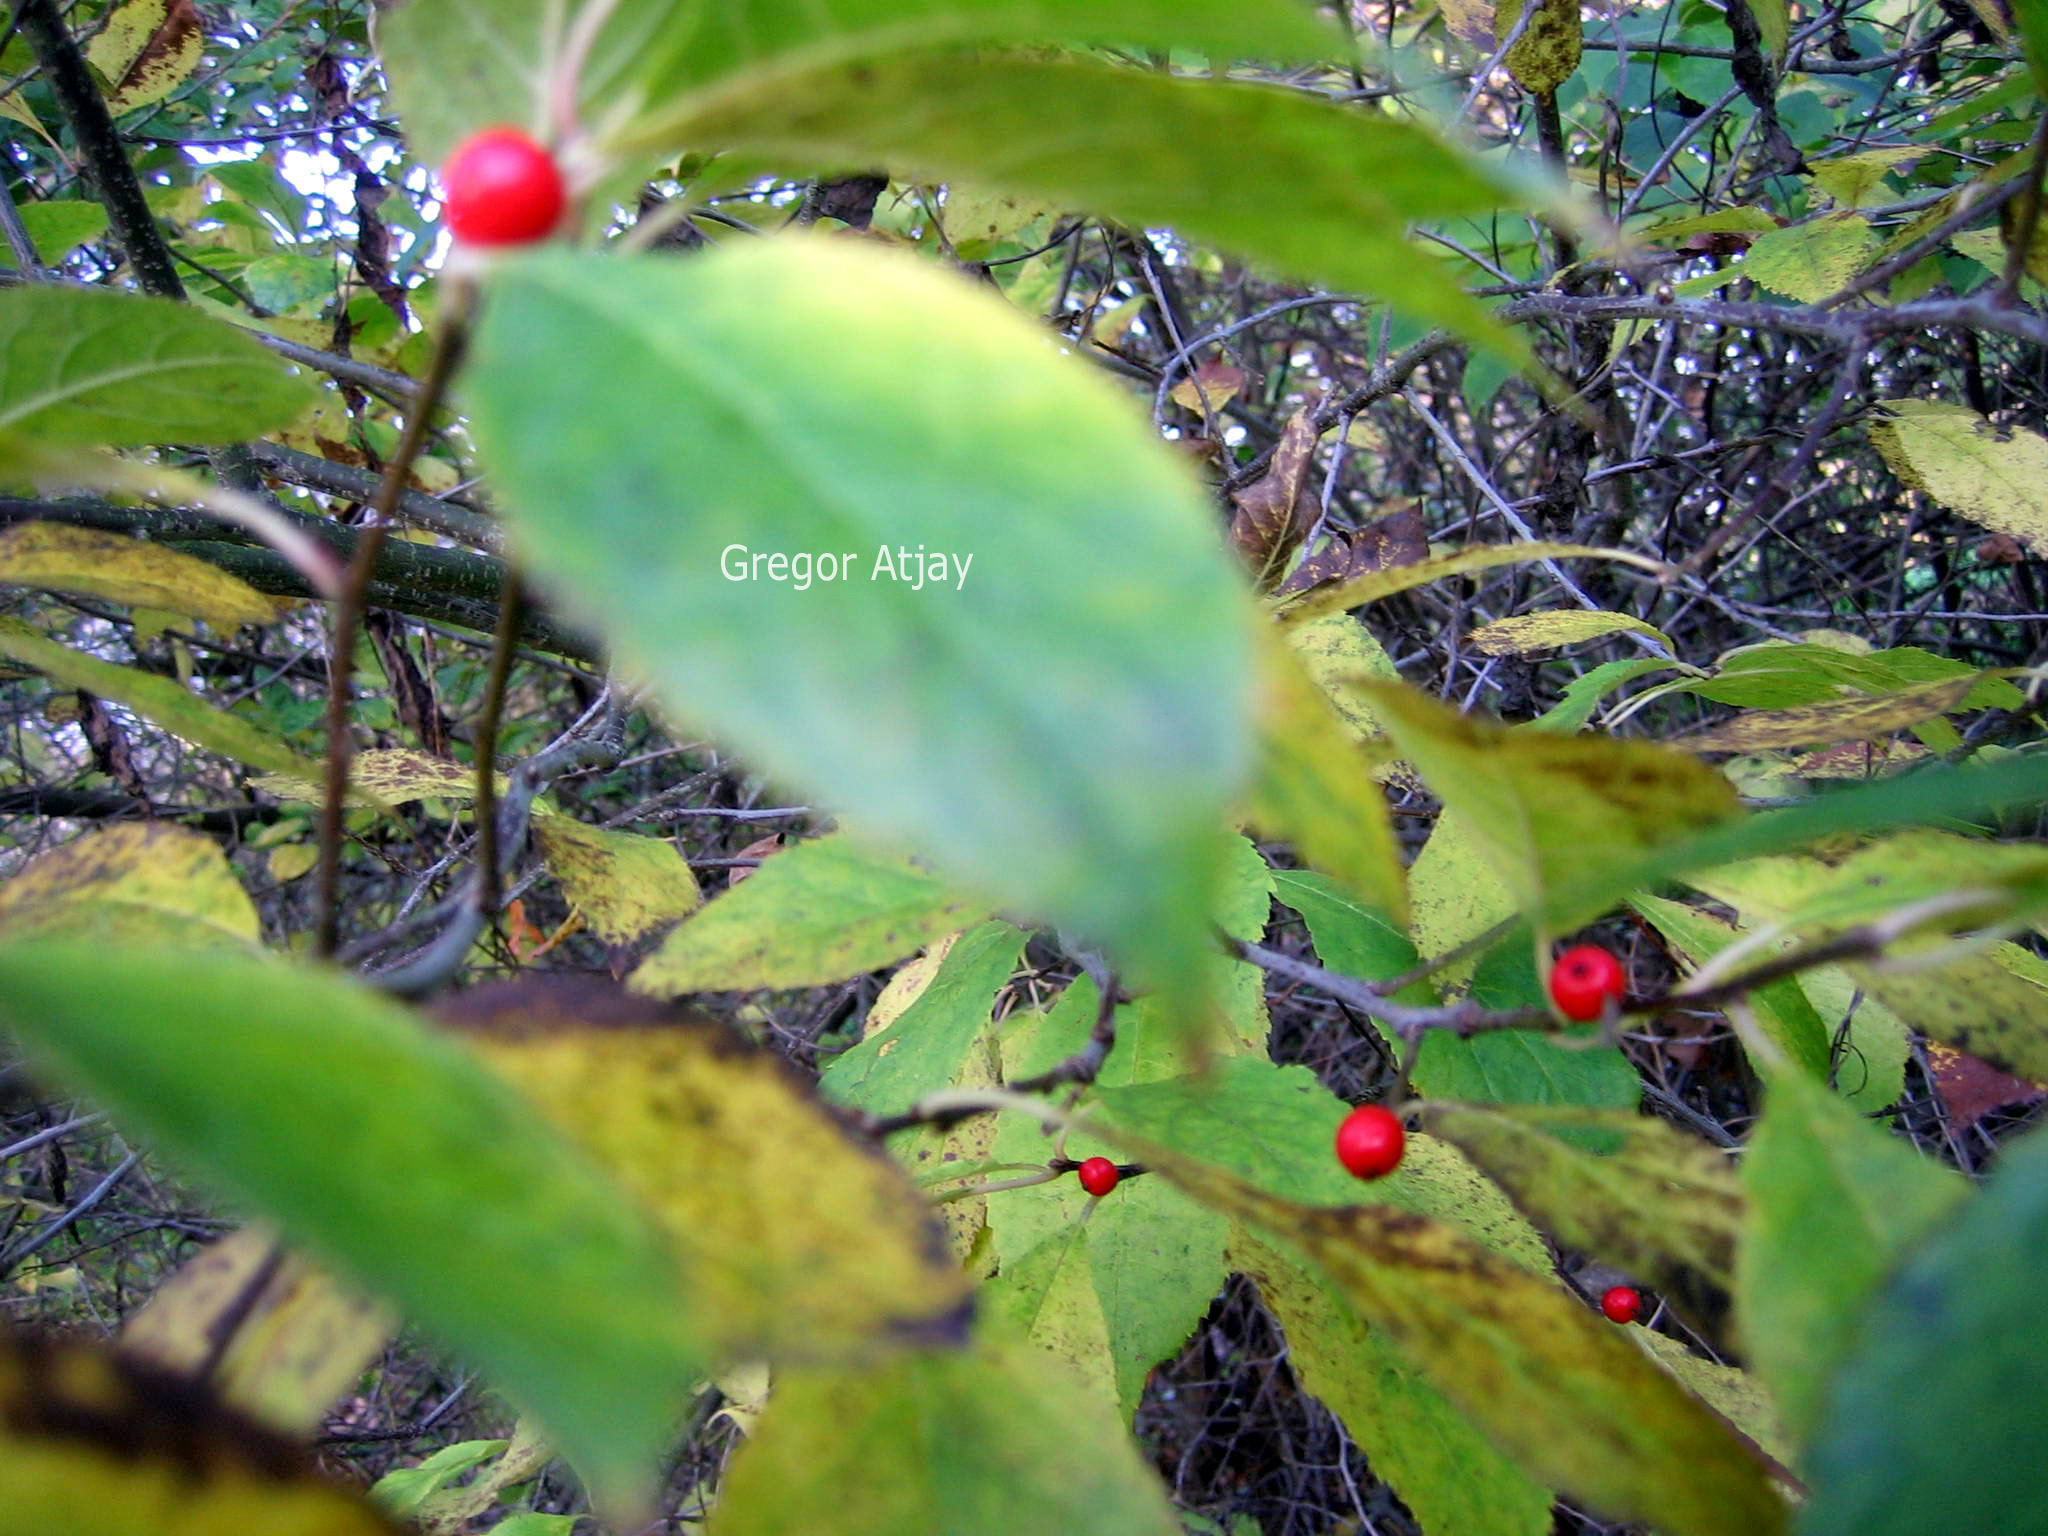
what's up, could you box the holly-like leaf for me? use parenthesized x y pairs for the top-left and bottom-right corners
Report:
(634, 833), (983, 995)
(1468, 608), (1672, 657)
(467, 240), (1251, 1005)
(1422, 1103), (1743, 1300)
(1249, 629), (1408, 924)
(0, 945), (698, 1515)
(0, 286), (316, 445)
(0, 523), (280, 631)
(85, 0), (203, 114)
(1358, 679), (1742, 929)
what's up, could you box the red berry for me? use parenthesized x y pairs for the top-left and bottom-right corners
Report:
(1549, 943), (1627, 1022)
(442, 127), (566, 246)
(1601, 1285), (1643, 1324)
(1335, 1104), (1405, 1180)
(1077, 1157), (1120, 1198)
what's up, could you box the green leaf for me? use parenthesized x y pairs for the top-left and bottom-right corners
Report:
(0, 522), (279, 630)
(0, 286), (316, 445)
(634, 833), (984, 995)
(820, 919), (1029, 1112)
(1870, 398), (2048, 555)
(1530, 751), (2048, 932)
(1091, 1057), (1553, 1270)
(444, 980), (973, 1368)
(0, 823), (258, 948)
(378, 0), (1342, 165)
(467, 240), (1251, 998)
(0, 617), (319, 782)
(370, 1440), (509, 1518)
(1678, 674), (1983, 753)
(1802, 1119), (2048, 1536)
(1634, 893), (1834, 1083)
(1233, 1229), (1553, 1536)
(713, 1331), (1182, 1536)
(1533, 657), (1685, 732)
(1735, 1063), (1969, 1447)
(0, 945), (698, 1516)
(1117, 1139), (1789, 1536)
(635, 55), (1540, 364)
(17, 200), (108, 258)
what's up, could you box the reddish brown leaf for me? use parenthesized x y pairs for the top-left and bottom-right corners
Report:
(728, 833), (784, 887)
(1228, 408), (1321, 590)
(1278, 499), (1428, 595)
(1927, 1042), (2046, 1130)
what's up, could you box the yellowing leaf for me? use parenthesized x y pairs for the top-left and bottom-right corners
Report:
(1468, 608), (1672, 657)
(1741, 213), (1876, 303)
(253, 748), (491, 809)
(0, 526), (280, 628)
(1872, 398), (2048, 554)
(444, 979), (973, 1363)
(1248, 626), (1408, 924)
(1113, 1142), (1789, 1536)
(86, 0), (204, 114)
(1500, 0), (1583, 94)
(0, 1327), (401, 1536)
(1677, 674), (1982, 752)
(1167, 358), (1248, 414)
(1357, 680), (1741, 927)
(120, 1226), (394, 1436)
(0, 617), (318, 783)
(0, 823), (257, 947)
(634, 832), (985, 995)
(531, 819), (701, 945)
(1278, 541), (1649, 626)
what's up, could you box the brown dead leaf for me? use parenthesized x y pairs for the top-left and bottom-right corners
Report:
(1229, 408), (1321, 589)
(1927, 1041), (2046, 1130)
(728, 833), (783, 888)
(1169, 359), (1248, 416)
(1278, 500), (1428, 596)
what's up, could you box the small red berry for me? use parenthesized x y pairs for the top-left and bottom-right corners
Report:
(1549, 943), (1627, 1022)
(442, 126), (566, 246)
(1601, 1285), (1643, 1324)
(1335, 1103), (1405, 1180)
(1077, 1157), (1120, 1197)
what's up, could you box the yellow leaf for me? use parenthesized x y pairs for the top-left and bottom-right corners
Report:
(85, 0), (204, 114)
(532, 818), (701, 945)
(0, 823), (257, 947)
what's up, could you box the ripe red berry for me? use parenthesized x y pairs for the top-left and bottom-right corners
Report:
(1077, 1157), (1120, 1198)
(1601, 1285), (1643, 1324)
(1335, 1103), (1405, 1180)
(442, 127), (566, 246)
(1549, 943), (1627, 1022)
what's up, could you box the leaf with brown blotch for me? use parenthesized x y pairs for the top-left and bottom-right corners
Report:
(1228, 407), (1321, 590)
(440, 978), (974, 1363)
(119, 1225), (394, 1438)
(0, 1325), (403, 1535)
(86, 0), (204, 115)
(1676, 675), (1981, 753)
